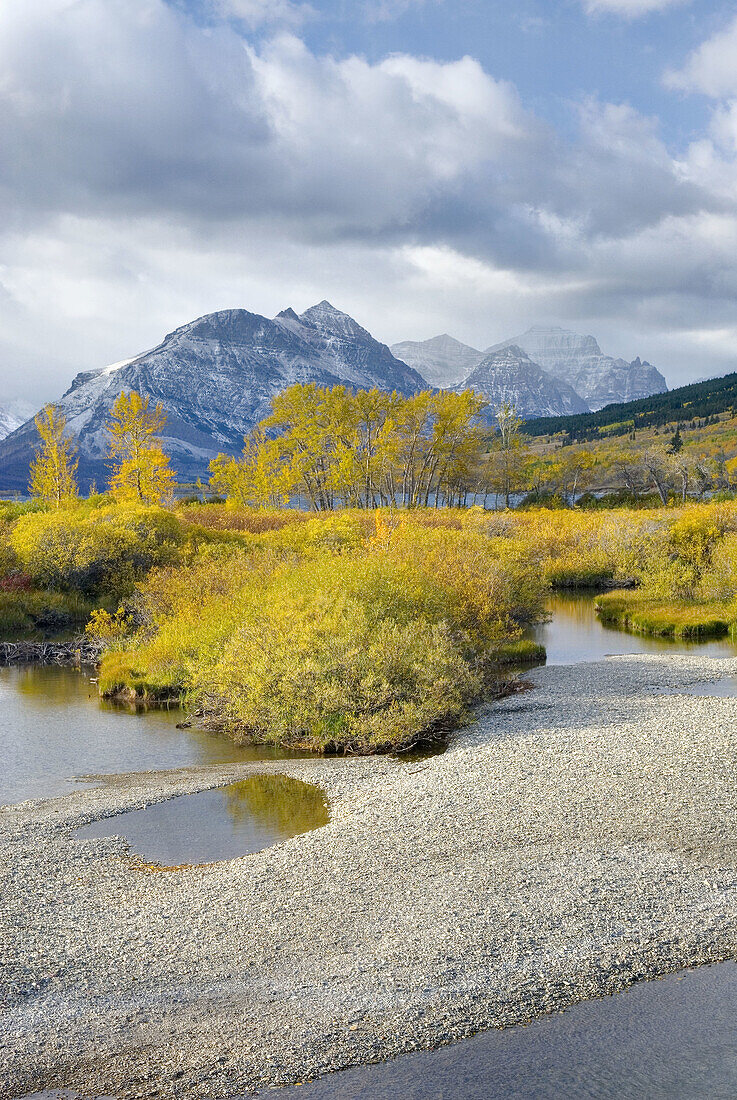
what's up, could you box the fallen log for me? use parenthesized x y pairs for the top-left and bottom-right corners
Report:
(0, 638), (105, 666)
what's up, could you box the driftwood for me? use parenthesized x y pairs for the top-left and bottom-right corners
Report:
(0, 638), (105, 667)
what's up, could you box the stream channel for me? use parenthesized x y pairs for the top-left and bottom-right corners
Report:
(6, 592), (737, 1098)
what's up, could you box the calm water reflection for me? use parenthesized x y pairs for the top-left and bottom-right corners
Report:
(0, 665), (306, 807)
(75, 774), (330, 865)
(531, 592), (737, 665)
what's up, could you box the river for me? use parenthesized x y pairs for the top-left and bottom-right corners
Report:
(0, 665), (325, 863)
(0, 664), (306, 808)
(5, 593), (734, 809)
(6, 592), (737, 1099)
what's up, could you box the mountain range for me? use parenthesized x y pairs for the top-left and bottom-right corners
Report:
(454, 345), (589, 418)
(0, 302), (426, 490)
(392, 325), (667, 412)
(0, 307), (668, 491)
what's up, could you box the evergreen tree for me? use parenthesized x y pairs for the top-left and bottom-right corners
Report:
(106, 391), (176, 505)
(668, 425), (683, 454)
(28, 404), (79, 508)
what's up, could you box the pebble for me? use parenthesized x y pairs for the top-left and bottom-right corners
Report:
(2, 652), (737, 1098)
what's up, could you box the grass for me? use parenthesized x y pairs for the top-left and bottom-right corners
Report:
(594, 591), (737, 639)
(96, 650), (183, 701)
(0, 590), (95, 639)
(489, 639), (546, 665)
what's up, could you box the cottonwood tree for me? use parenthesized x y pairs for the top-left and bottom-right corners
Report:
(210, 428), (290, 507)
(612, 450), (643, 498)
(561, 450), (597, 506)
(667, 450), (698, 503)
(106, 391), (176, 505)
(488, 401), (524, 509)
(640, 448), (671, 506)
(28, 405), (79, 508)
(210, 383), (487, 510)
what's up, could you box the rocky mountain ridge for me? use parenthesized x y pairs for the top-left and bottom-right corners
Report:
(394, 324), (668, 412)
(0, 308), (670, 492)
(454, 346), (589, 419)
(0, 302), (425, 491)
(486, 326), (667, 410)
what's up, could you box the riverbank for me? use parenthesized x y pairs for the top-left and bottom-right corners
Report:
(3, 651), (737, 1098)
(595, 591), (737, 640)
(278, 962), (737, 1099)
(0, 638), (105, 666)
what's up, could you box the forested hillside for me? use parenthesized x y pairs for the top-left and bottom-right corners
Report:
(524, 372), (737, 441)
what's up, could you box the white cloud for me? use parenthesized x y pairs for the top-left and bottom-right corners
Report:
(364, 0), (439, 22)
(246, 36), (535, 228)
(665, 15), (737, 97)
(0, 0), (736, 399)
(582, 0), (686, 17)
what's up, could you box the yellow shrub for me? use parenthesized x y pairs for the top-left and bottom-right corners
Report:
(10, 505), (183, 597)
(700, 534), (737, 601)
(101, 516), (546, 752)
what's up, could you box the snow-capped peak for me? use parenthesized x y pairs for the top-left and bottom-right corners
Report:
(299, 301), (369, 339)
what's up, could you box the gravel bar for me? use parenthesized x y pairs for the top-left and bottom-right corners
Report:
(3, 652), (737, 1099)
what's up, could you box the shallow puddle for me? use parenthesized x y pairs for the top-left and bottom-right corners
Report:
(74, 774), (330, 865)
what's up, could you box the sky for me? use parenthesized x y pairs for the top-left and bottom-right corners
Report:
(2, 0), (737, 401)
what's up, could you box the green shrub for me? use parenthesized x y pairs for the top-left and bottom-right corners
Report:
(198, 583), (480, 752)
(99, 517), (547, 753)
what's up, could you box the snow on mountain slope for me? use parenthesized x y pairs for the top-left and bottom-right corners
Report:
(0, 400), (35, 442)
(486, 326), (667, 411)
(0, 303), (426, 491)
(456, 345), (590, 419)
(390, 334), (483, 388)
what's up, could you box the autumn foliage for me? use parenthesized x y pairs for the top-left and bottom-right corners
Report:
(29, 405), (79, 508)
(106, 391), (176, 505)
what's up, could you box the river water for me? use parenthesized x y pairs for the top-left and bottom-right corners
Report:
(6, 593), (737, 1097)
(0, 664), (306, 808)
(0, 664), (325, 864)
(275, 963), (737, 1100)
(531, 591), (737, 664)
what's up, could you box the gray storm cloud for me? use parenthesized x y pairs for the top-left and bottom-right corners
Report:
(0, 0), (736, 399)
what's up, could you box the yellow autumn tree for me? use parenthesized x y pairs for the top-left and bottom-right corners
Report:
(28, 404), (79, 508)
(209, 428), (290, 507)
(211, 384), (489, 510)
(106, 391), (176, 505)
(486, 401), (525, 509)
